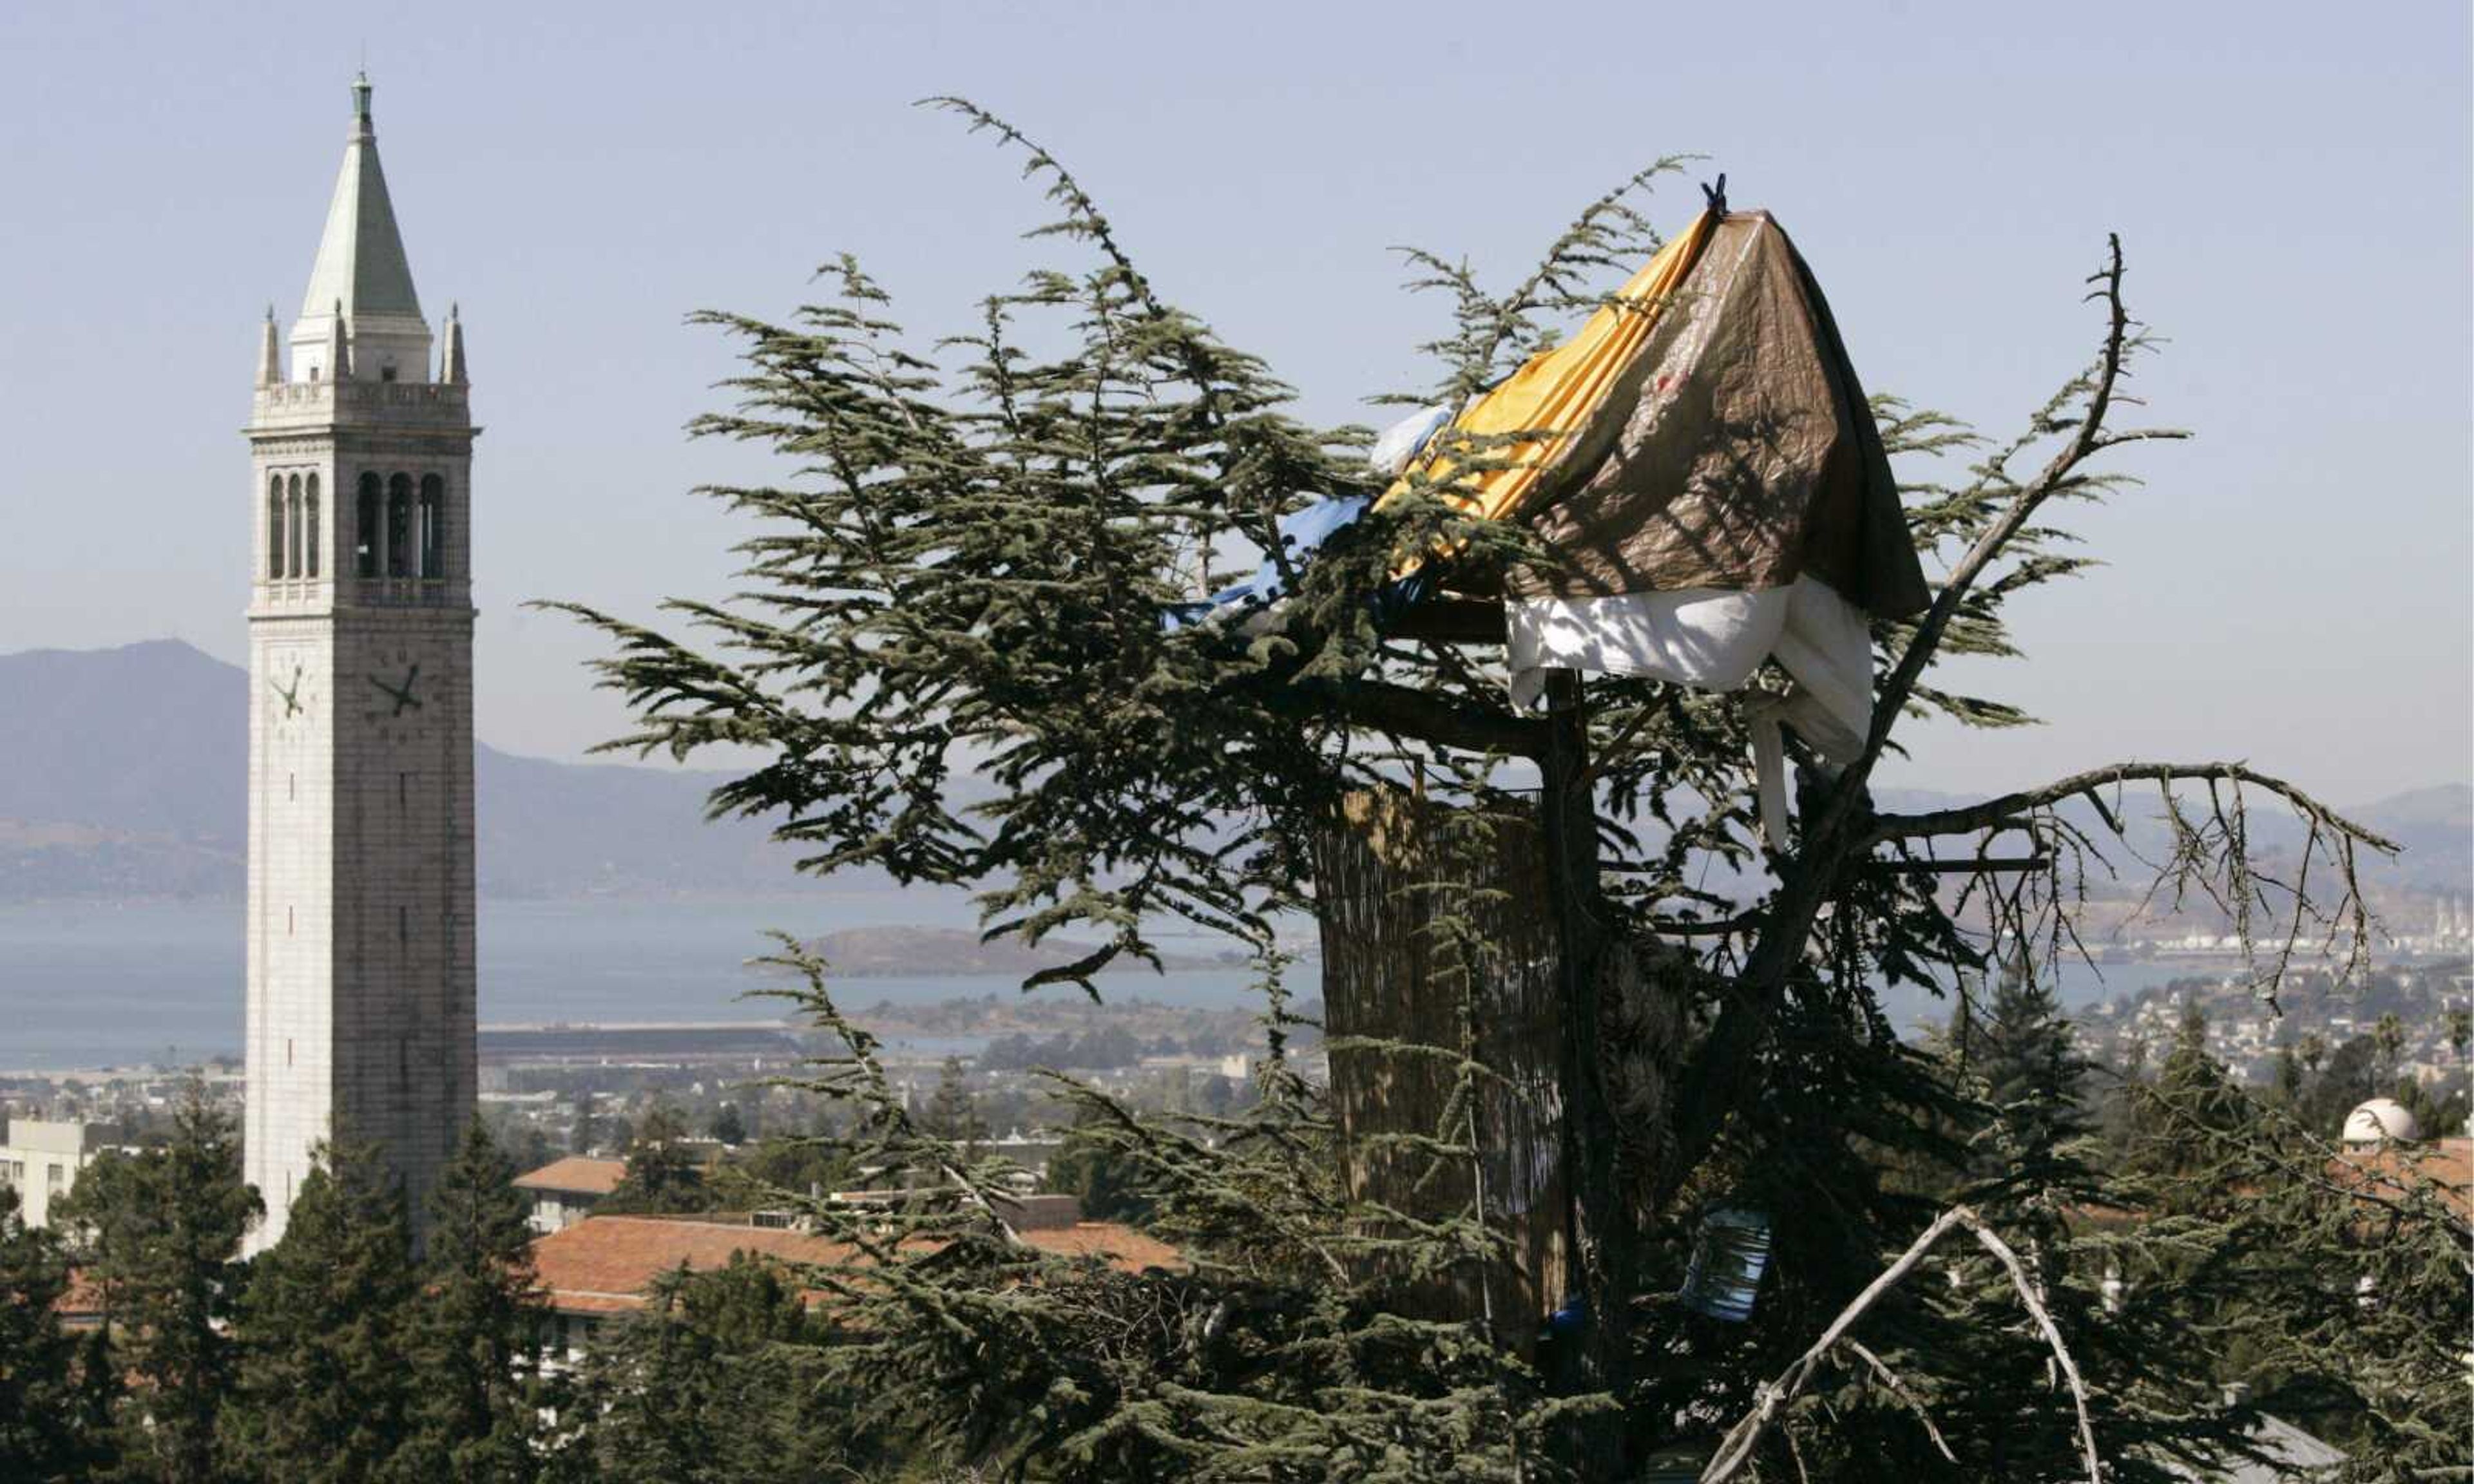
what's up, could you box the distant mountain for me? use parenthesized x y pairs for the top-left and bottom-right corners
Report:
(2348, 785), (2474, 889)
(0, 640), (812, 900)
(805, 924), (1238, 978)
(3, 640), (2464, 906)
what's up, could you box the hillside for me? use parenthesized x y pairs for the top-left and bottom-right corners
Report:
(805, 924), (1237, 977)
(0, 640), (810, 900)
(1, 641), (2464, 906)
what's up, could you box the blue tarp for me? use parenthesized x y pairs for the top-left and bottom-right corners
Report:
(1161, 494), (1373, 632)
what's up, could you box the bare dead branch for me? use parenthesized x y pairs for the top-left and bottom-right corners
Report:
(1700, 1206), (2099, 1484)
(1861, 761), (2395, 857)
(1845, 1338), (1955, 1465)
(1665, 238), (2176, 1212)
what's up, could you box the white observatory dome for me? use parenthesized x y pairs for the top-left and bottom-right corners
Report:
(2341, 1098), (2421, 1145)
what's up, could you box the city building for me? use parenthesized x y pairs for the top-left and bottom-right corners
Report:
(244, 75), (477, 1250)
(0, 1119), (115, 1229)
(513, 1156), (628, 1233)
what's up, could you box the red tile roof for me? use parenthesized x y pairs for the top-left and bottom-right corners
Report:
(2330, 1136), (2471, 1220)
(530, 1215), (1182, 1317)
(513, 1156), (628, 1197)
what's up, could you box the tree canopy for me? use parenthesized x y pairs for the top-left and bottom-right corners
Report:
(550, 103), (2426, 1481)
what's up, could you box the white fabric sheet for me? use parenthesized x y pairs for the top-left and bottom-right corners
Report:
(1505, 575), (1876, 846)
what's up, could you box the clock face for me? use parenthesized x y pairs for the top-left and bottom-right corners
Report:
(269, 661), (313, 725)
(365, 648), (425, 721)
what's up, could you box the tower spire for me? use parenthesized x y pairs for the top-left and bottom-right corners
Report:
(257, 305), (282, 386)
(292, 71), (428, 381)
(441, 301), (468, 385)
(328, 298), (351, 380)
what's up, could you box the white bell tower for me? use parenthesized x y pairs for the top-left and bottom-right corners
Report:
(244, 73), (477, 1250)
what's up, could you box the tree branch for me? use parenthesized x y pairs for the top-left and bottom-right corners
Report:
(1664, 236), (2185, 1212)
(1267, 675), (1549, 758)
(1700, 1206), (2098, 1484)
(1864, 761), (2397, 855)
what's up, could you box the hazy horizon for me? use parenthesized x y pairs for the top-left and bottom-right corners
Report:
(3, 1), (2467, 806)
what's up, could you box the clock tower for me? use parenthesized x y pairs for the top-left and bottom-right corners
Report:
(245, 74), (476, 1250)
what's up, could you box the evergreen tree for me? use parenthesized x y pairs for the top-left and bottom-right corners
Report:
(1961, 950), (2093, 1174)
(2370, 1011), (2406, 1087)
(2295, 1034), (2379, 1140)
(565, 1255), (857, 1483)
(921, 1056), (985, 1152)
(568, 1096), (597, 1157)
(706, 1102), (747, 1147)
(551, 100), (2394, 1479)
(397, 1120), (552, 1482)
(600, 1102), (707, 1215)
(53, 1082), (258, 1484)
(717, 1134), (852, 1206)
(2093, 1040), (2471, 1479)
(2271, 1042), (2305, 1105)
(220, 1137), (417, 1483)
(0, 1183), (98, 1481)
(1042, 1110), (1155, 1224)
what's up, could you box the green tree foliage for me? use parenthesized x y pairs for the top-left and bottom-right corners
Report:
(600, 1102), (710, 1215)
(2294, 1034), (2381, 1143)
(921, 1056), (986, 1152)
(397, 1119), (553, 1482)
(562, 1255), (857, 1483)
(0, 1183), (101, 1482)
(1041, 1110), (1155, 1224)
(707, 1102), (748, 1148)
(221, 1137), (419, 1483)
(54, 1082), (258, 1484)
(2091, 1038), (2471, 1481)
(551, 101), (2398, 1480)
(716, 1134), (854, 1208)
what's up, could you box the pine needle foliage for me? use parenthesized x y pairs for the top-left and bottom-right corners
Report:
(398, 1119), (557, 1482)
(221, 1137), (420, 1483)
(0, 1184), (99, 1483)
(53, 1081), (259, 1484)
(551, 102), (2399, 1479)
(2093, 1040), (2473, 1481)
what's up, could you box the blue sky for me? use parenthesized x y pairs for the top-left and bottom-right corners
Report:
(2, 1), (2466, 803)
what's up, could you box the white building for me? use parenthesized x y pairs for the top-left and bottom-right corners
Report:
(244, 74), (477, 1251)
(2339, 1098), (2421, 1146)
(0, 1119), (113, 1229)
(513, 1156), (628, 1235)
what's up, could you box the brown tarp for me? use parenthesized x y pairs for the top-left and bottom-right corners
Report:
(1509, 211), (1931, 620)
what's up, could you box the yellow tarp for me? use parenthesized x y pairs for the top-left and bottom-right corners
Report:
(1376, 209), (1719, 526)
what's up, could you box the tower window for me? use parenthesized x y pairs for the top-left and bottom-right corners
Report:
(285, 473), (304, 580)
(305, 474), (320, 579)
(356, 473), (381, 577)
(379, 362), (398, 383)
(266, 476), (285, 580)
(418, 475), (446, 578)
(386, 474), (413, 578)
